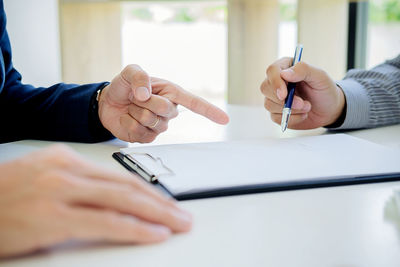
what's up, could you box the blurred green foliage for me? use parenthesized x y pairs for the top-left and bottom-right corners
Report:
(204, 5), (227, 22)
(280, 3), (296, 21)
(173, 8), (195, 23)
(129, 5), (226, 23)
(370, 0), (400, 23)
(279, 0), (400, 23)
(129, 1), (400, 24)
(131, 8), (152, 21)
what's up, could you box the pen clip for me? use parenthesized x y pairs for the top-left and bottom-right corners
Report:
(292, 44), (303, 66)
(124, 152), (174, 183)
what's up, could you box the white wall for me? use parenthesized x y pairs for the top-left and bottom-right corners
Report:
(3, 0), (61, 87)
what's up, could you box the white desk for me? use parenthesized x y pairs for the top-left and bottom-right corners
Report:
(1, 105), (400, 267)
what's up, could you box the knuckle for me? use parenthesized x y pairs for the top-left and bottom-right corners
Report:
(143, 132), (157, 143)
(260, 80), (272, 95)
(128, 133), (137, 143)
(270, 114), (281, 124)
(282, 56), (292, 63)
(46, 144), (70, 157)
(170, 106), (179, 118)
(188, 97), (202, 113)
(159, 209), (177, 224)
(53, 144), (74, 155)
(171, 112), (178, 119)
(127, 63), (138, 68)
(134, 133), (150, 144)
(266, 64), (274, 74)
(260, 80), (267, 93)
(157, 101), (173, 116)
(125, 64), (140, 72)
(133, 69), (149, 82)
(297, 61), (307, 68)
(159, 122), (168, 133)
(52, 155), (72, 169)
(130, 225), (154, 241)
(46, 145), (78, 168)
(147, 135), (157, 143)
(34, 170), (57, 189)
(33, 199), (66, 216)
(32, 199), (50, 212)
(141, 110), (155, 125)
(141, 200), (169, 222)
(35, 170), (72, 191)
(128, 122), (140, 135)
(264, 98), (271, 110)
(127, 104), (135, 114)
(102, 211), (122, 228)
(128, 131), (141, 144)
(319, 68), (329, 78)
(138, 125), (148, 136)
(295, 62), (309, 74)
(52, 202), (69, 217)
(48, 143), (69, 151)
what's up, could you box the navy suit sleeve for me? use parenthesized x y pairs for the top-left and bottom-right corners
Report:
(0, 2), (113, 143)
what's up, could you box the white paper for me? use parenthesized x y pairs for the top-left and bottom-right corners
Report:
(121, 134), (400, 196)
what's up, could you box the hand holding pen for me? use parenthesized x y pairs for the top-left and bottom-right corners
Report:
(281, 44), (304, 132)
(260, 47), (347, 130)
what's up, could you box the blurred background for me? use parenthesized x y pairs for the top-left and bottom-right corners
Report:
(4, 0), (400, 107)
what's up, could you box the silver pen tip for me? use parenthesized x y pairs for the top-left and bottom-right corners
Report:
(281, 108), (291, 133)
(281, 122), (288, 132)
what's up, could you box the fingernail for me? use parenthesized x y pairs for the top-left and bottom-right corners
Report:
(136, 86), (150, 101)
(276, 89), (283, 100)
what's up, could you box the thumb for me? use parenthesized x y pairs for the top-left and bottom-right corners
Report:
(280, 61), (322, 84)
(122, 64), (152, 102)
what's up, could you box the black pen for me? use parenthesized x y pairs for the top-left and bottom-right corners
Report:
(281, 44), (303, 132)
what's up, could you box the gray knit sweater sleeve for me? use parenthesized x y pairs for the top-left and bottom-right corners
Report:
(333, 54), (400, 129)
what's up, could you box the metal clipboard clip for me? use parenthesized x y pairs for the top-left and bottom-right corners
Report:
(121, 152), (175, 183)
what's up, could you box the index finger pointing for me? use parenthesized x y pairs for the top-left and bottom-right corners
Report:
(151, 80), (229, 125)
(174, 89), (229, 125)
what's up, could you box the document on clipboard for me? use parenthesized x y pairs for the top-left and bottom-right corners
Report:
(113, 134), (400, 201)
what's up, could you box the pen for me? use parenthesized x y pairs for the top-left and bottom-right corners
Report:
(281, 44), (303, 132)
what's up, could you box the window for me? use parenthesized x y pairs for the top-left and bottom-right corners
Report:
(279, 0), (297, 58)
(121, 0), (300, 106)
(122, 1), (227, 106)
(367, 0), (400, 68)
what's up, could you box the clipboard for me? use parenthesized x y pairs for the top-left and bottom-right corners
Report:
(112, 134), (400, 201)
